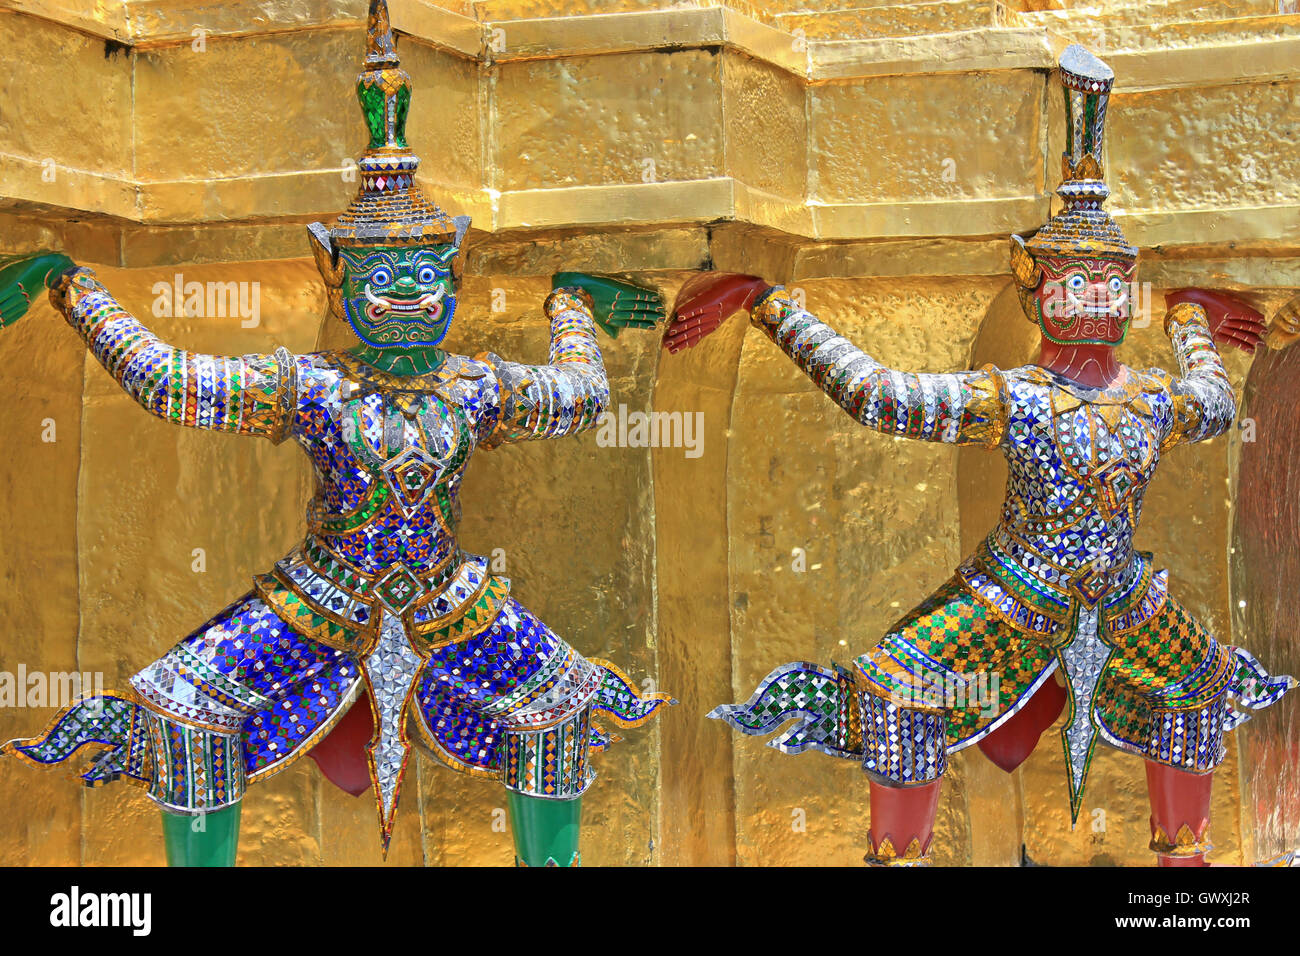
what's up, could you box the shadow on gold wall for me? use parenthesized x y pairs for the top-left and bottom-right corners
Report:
(1233, 344), (1300, 864)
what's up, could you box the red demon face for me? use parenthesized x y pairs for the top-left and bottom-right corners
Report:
(1029, 255), (1137, 346)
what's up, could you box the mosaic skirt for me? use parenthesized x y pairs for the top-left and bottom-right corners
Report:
(3, 590), (671, 815)
(711, 575), (1292, 790)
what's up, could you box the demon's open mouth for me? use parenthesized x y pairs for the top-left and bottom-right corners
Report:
(363, 285), (447, 323)
(1065, 288), (1127, 317)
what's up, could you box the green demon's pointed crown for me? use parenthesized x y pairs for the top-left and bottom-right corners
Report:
(329, 0), (469, 249)
(307, 1), (470, 351)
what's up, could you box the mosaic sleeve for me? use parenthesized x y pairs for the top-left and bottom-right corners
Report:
(481, 287), (610, 446)
(50, 267), (295, 443)
(1161, 302), (1236, 449)
(749, 286), (1006, 447)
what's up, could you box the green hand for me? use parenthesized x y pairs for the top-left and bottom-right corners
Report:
(551, 272), (665, 338)
(0, 251), (75, 328)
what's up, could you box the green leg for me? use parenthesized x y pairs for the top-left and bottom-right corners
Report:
(161, 803), (242, 867)
(507, 791), (582, 867)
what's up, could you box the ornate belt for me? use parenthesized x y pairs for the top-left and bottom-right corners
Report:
(253, 540), (509, 657)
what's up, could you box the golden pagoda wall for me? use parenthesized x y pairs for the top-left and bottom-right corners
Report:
(0, 0), (1296, 865)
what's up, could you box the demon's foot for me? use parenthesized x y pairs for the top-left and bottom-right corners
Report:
(161, 803), (242, 867)
(865, 778), (942, 867)
(508, 791), (582, 867)
(1146, 760), (1212, 867)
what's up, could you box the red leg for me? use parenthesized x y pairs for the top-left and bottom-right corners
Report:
(308, 692), (375, 797)
(1145, 760), (1213, 866)
(866, 778), (942, 866)
(977, 675), (1066, 773)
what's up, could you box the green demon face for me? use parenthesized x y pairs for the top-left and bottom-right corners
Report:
(338, 244), (458, 348)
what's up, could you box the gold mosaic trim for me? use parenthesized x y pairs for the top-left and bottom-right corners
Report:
(326, 349), (482, 395)
(958, 562), (1067, 641)
(410, 575), (511, 654)
(965, 363), (1009, 449)
(1163, 302), (1210, 337)
(1149, 821), (1213, 858)
(516, 851), (581, 867)
(863, 836), (930, 867)
(254, 571), (375, 655)
(849, 665), (948, 717)
(411, 565), (493, 630)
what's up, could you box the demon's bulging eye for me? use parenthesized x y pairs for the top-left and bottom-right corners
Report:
(417, 265), (438, 285)
(1066, 274), (1086, 292)
(1108, 276), (1124, 295)
(369, 268), (393, 287)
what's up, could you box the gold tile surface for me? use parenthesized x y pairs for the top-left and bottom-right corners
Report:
(0, 0), (1296, 866)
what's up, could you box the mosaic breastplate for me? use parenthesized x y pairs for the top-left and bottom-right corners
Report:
(997, 367), (1165, 602)
(255, 354), (510, 658)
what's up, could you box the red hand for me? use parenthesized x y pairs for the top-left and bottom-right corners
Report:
(1165, 288), (1266, 354)
(663, 273), (770, 352)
